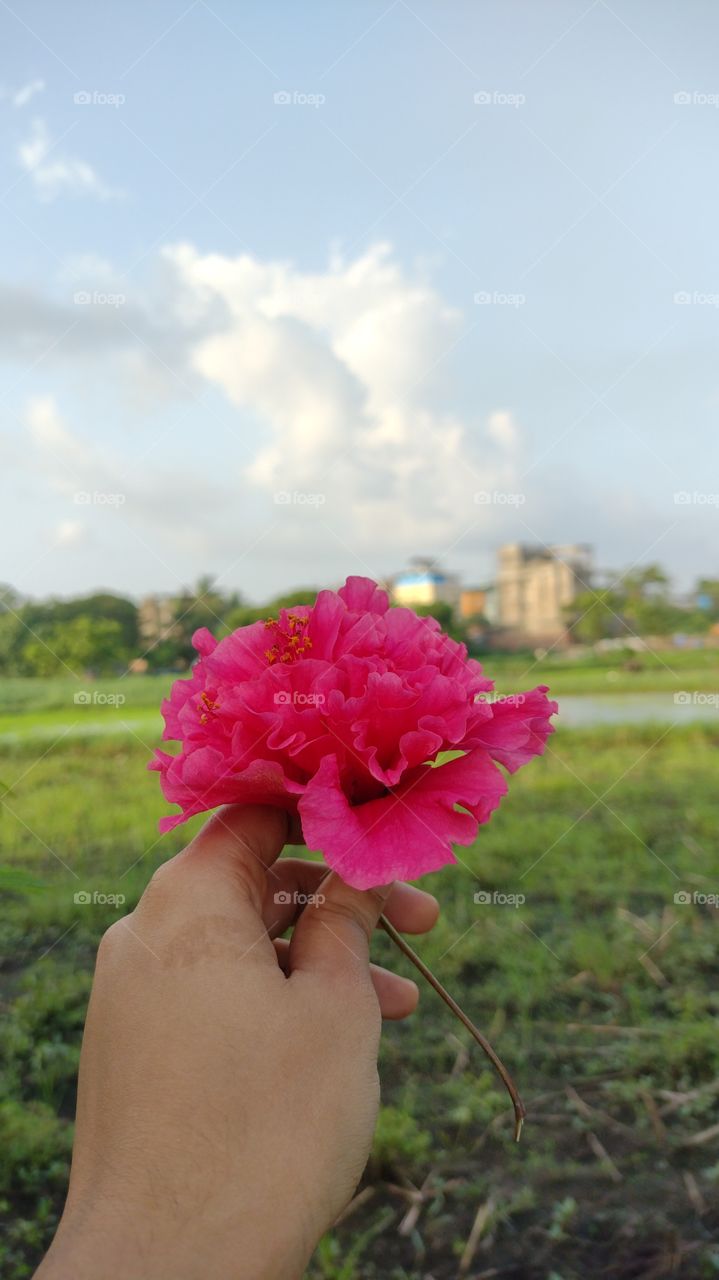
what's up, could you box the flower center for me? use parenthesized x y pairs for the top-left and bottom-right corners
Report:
(198, 690), (220, 725)
(263, 613), (313, 665)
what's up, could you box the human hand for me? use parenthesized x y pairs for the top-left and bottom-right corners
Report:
(36, 805), (439, 1280)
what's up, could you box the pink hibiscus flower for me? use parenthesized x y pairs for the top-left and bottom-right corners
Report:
(150, 576), (557, 889)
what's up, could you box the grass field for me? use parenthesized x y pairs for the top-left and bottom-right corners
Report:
(1, 679), (719, 1277)
(0, 648), (717, 739)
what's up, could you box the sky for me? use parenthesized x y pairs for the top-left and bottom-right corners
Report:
(1, 0), (718, 604)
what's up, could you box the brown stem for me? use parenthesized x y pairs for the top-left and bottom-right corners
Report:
(378, 914), (526, 1142)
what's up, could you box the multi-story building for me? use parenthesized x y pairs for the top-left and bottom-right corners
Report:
(137, 595), (179, 645)
(459, 587), (494, 621)
(391, 558), (461, 611)
(496, 543), (592, 644)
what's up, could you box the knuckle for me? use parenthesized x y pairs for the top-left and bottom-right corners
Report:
(227, 855), (265, 908)
(149, 858), (175, 887)
(140, 858), (185, 913)
(321, 896), (373, 943)
(365, 885), (391, 917)
(96, 916), (129, 961)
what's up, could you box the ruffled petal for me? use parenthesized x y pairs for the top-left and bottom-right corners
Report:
(151, 748), (305, 831)
(192, 627), (218, 657)
(153, 576), (557, 880)
(466, 686), (558, 772)
(299, 749), (508, 889)
(338, 575), (390, 614)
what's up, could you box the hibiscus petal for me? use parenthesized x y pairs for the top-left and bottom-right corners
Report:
(467, 686), (558, 772)
(202, 620), (271, 682)
(338, 575), (390, 614)
(192, 627), (218, 657)
(152, 576), (557, 882)
(151, 748), (305, 831)
(299, 749), (508, 889)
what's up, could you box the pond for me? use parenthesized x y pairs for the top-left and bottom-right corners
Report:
(554, 692), (719, 727)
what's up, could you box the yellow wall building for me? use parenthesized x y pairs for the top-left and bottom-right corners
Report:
(497, 543), (592, 643)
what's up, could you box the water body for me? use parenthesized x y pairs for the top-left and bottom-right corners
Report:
(554, 693), (718, 728)
(0, 694), (717, 745)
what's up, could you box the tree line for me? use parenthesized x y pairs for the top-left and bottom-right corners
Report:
(564, 566), (719, 644)
(0, 565), (716, 678)
(0, 578), (321, 677)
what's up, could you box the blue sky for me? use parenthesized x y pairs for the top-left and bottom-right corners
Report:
(1, 0), (718, 602)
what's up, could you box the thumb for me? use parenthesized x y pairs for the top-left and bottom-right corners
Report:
(288, 870), (393, 979)
(177, 803), (290, 914)
(133, 805), (291, 963)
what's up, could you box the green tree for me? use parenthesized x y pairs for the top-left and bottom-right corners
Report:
(269, 588), (319, 611)
(620, 565), (683, 636)
(621, 564), (670, 600)
(567, 564), (714, 642)
(414, 601), (454, 628)
(565, 589), (626, 643)
(0, 613), (24, 674)
(0, 584), (23, 615)
(223, 605), (268, 633)
(22, 593), (138, 652)
(696, 578), (719, 619)
(629, 599), (686, 636)
(21, 617), (126, 676)
(167, 576), (243, 664)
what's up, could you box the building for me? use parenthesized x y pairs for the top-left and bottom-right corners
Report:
(458, 587), (491, 620)
(458, 587), (486, 620)
(391, 557), (460, 611)
(459, 586), (500, 625)
(496, 543), (592, 644)
(137, 595), (179, 645)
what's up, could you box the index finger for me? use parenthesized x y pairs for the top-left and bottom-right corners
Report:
(178, 803), (291, 912)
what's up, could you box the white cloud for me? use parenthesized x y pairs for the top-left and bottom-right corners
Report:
(24, 395), (244, 574)
(28, 394), (83, 450)
(57, 252), (119, 284)
(18, 119), (120, 201)
(11, 78), (45, 108)
(54, 519), (85, 546)
(6, 246), (534, 594)
(487, 410), (518, 450)
(27, 395), (90, 486)
(165, 242), (521, 549)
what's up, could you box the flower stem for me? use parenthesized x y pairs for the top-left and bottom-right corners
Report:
(378, 914), (526, 1142)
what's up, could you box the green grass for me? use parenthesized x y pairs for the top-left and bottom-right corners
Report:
(1, 704), (719, 1277)
(0, 676), (167, 743)
(487, 645), (719, 696)
(1, 649), (718, 742)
